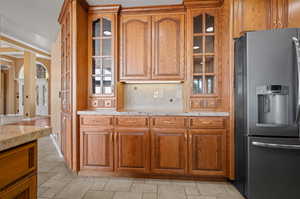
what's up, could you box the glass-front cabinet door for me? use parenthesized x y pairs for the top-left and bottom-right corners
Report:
(89, 13), (117, 109)
(188, 9), (220, 111)
(192, 12), (217, 95)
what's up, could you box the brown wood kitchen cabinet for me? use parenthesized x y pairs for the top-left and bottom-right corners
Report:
(152, 14), (185, 80)
(0, 142), (37, 199)
(188, 129), (226, 176)
(151, 128), (188, 175)
(120, 10), (185, 81)
(115, 128), (150, 173)
(187, 8), (224, 111)
(120, 15), (152, 80)
(80, 116), (114, 171)
(79, 115), (228, 178)
(233, 0), (300, 38)
(88, 7), (119, 109)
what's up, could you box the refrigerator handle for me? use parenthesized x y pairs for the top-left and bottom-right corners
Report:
(252, 141), (300, 150)
(292, 37), (300, 124)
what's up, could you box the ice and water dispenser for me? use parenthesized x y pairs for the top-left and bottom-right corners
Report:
(257, 85), (289, 126)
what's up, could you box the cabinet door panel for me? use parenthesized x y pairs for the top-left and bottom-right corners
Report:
(152, 15), (185, 80)
(151, 129), (187, 174)
(241, 0), (273, 32)
(287, 0), (300, 28)
(80, 129), (113, 171)
(115, 129), (150, 173)
(120, 15), (151, 80)
(188, 129), (226, 176)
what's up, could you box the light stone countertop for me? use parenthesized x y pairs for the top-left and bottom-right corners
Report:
(0, 125), (51, 152)
(77, 110), (230, 117)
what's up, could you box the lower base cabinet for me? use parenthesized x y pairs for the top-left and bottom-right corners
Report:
(188, 129), (226, 176)
(0, 175), (37, 199)
(151, 129), (187, 175)
(80, 128), (114, 171)
(115, 129), (150, 173)
(79, 115), (227, 178)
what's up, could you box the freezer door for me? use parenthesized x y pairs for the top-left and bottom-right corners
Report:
(248, 137), (300, 199)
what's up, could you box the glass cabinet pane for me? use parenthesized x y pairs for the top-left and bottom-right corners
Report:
(193, 76), (204, 94)
(93, 19), (100, 37)
(205, 56), (214, 73)
(102, 57), (112, 69)
(102, 18), (112, 37)
(103, 67), (112, 76)
(193, 36), (203, 53)
(193, 56), (203, 73)
(102, 39), (112, 56)
(193, 15), (203, 33)
(93, 39), (100, 56)
(205, 36), (214, 53)
(205, 76), (215, 94)
(92, 77), (102, 94)
(92, 58), (101, 75)
(205, 14), (214, 33)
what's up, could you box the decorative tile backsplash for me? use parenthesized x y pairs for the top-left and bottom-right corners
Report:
(124, 83), (184, 112)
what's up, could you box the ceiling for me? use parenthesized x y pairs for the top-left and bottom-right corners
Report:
(0, 0), (64, 53)
(0, 0), (183, 53)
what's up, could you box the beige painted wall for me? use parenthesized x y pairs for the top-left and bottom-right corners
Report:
(50, 31), (61, 143)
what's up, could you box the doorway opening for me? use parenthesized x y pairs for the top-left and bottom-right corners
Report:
(18, 63), (49, 115)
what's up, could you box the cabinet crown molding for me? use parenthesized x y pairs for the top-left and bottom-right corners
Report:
(184, 0), (224, 7)
(89, 4), (121, 14)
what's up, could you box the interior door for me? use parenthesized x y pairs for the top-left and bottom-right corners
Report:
(152, 14), (185, 80)
(248, 137), (300, 199)
(151, 129), (187, 175)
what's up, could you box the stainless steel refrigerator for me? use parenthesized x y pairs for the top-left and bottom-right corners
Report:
(234, 28), (300, 199)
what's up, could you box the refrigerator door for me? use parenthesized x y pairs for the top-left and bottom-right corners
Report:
(248, 136), (300, 199)
(246, 29), (300, 137)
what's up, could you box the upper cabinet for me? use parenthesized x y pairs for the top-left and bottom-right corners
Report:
(88, 8), (119, 109)
(152, 15), (185, 80)
(287, 0), (300, 28)
(233, 0), (300, 38)
(187, 9), (223, 111)
(120, 13), (185, 81)
(120, 15), (152, 80)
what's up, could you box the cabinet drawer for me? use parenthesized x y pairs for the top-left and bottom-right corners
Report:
(80, 116), (113, 127)
(0, 174), (37, 198)
(190, 117), (225, 129)
(152, 117), (187, 128)
(0, 142), (37, 189)
(115, 117), (149, 128)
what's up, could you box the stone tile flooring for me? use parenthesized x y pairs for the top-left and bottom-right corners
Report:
(38, 136), (245, 199)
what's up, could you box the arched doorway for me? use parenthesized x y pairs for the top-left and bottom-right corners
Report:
(18, 63), (49, 115)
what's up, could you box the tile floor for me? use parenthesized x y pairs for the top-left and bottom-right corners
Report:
(38, 136), (245, 199)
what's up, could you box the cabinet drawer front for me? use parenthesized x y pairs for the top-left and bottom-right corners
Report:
(152, 117), (187, 128)
(0, 174), (37, 199)
(115, 117), (148, 128)
(0, 142), (37, 189)
(190, 117), (225, 129)
(80, 116), (113, 127)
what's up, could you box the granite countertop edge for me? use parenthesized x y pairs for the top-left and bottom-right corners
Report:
(77, 110), (230, 117)
(0, 126), (52, 152)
